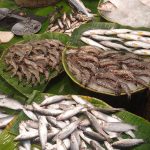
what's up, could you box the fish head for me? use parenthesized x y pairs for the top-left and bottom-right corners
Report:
(98, 1), (117, 12)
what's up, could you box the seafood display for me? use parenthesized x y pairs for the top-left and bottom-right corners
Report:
(4, 39), (65, 85)
(65, 46), (150, 97)
(47, 11), (91, 36)
(81, 28), (150, 56)
(0, 31), (14, 43)
(98, 0), (150, 28)
(15, 95), (144, 150)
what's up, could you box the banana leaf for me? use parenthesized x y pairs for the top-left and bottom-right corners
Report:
(0, 90), (150, 149)
(65, 22), (150, 96)
(0, 32), (70, 98)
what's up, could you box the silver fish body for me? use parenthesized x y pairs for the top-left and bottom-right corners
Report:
(57, 139), (67, 150)
(0, 115), (14, 128)
(70, 133), (79, 150)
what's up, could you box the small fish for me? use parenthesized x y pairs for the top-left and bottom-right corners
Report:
(0, 97), (23, 110)
(104, 29), (132, 35)
(53, 119), (80, 141)
(23, 109), (38, 121)
(57, 105), (84, 121)
(103, 122), (137, 132)
(81, 37), (110, 50)
(71, 95), (94, 108)
(79, 130), (92, 144)
(90, 140), (105, 150)
(131, 30), (150, 37)
(32, 102), (63, 116)
(133, 49), (150, 56)
(79, 119), (90, 127)
(58, 19), (64, 29)
(104, 141), (114, 150)
(112, 139), (144, 148)
(82, 29), (107, 36)
(91, 34), (123, 42)
(38, 116), (48, 150)
(70, 133), (79, 150)
(68, 0), (93, 18)
(101, 41), (132, 52)
(80, 140), (87, 149)
(57, 139), (67, 150)
(63, 138), (71, 149)
(0, 113), (9, 118)
(41, 95), (70, 106)
(124, 41), (150, 49)
(0, 116), (14, 128)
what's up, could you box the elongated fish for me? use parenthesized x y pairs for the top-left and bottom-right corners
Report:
(124, 41), (150, 48)
(82, 29), (107, 36)
(131, 30), (150, 37)
(41, 95), (70, 106)
(70, 133), (79, 150)
(0, 97), (23, 110)
(81, 37), (110, 50)
(101, 41), (132, 52)
(112, 139), (144, 148)
(133, 49), (150, 56)
(91, 34), (123, 42)
(38, 116), (48, 150)
(68, 0), (93, 18)
(0, 116), (14, 128)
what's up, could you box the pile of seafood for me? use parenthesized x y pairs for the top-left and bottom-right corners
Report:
(4, 39), (65, 85)
(98, 0), (150, 28)
(13, 95), (144, 150)
(47, 11), (91, 36)
(66, 46), (150, 97)
(81, 28), (150, 56)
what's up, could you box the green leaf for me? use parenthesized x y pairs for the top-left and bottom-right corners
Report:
(0, 32), (70, 97)
(0, 91), (150, 150)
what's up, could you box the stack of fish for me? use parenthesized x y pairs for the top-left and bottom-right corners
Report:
(0, 93), (24, 133)
(66, 46), (150, 97)
(15, 95), (144, 150)
(81, 28), (150, 56)
(47, 11), (91, 36)
(5, 39), (65, 85)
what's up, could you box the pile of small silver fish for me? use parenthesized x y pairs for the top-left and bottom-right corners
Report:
(15, 95), (144, 150)
(66, 46), (150, 97)
(81, 28), (150, 56)
(47, 11), (91, 36)
(5, 39), (65, 85)
(0, 93), (24, 133)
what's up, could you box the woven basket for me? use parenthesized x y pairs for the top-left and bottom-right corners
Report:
(15, 0), (60, 8)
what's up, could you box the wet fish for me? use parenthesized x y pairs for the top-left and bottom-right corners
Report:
(0, 97), (23, 110)
(57, 105), (84, 121)
(23, 109), (38, 121)
(91, 34), (123, 42)
(38, 116), (48, 150)
(81, 37), (110, 50)
(53, 119), (80, 141)
(70, 133), (79, 150)
(112, 139), (144, 148)
(0, 116), (14, 128)
(41, 95), (70, 106)
(68, 0), (93, 18)
(101, 41), (132, 52)
(125, 41), (150, 48)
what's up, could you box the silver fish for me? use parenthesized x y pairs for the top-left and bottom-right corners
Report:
(38, 116), (48, 150)
(0, 113), (9, 118)
(131, 30), (150, 37)
(112, 139), (144, 148)
(70, 133), (79, 150)
(124, 41), (150, 48)
(79, 119), (90, 127)
(45, 143), (56, 150)
(133, 49), (150, 56)
(0, 116), (14, 128)
(23, 109), (38, 121)
(81, 37), (110, 50)
(25, 120), (39, 129)
(91, 34), (123, 42)
(68, 0), (93, 18)
(104, 29), (132, 35)
(82, 29), (107, 36)
(63, 138), (71, 149)
(53, 119), (80, 141)
(103, 122), (137, 132)
(80, 140), (87, 149)
(79, 130), (91, 144)
(57, 105), (84, 121)
(0, 97), (23, 110)
(71, 95), (94, 108)
(57, 139), (67, 150)
(41, 95), (70, 106)
(32, 102), (63, 116)
(47, 116), (67, 129)
(104, 141), (114, 150)
(91, 110), (119, 122)
(90, 140), (105, 150)
(101, 41), (132, 52)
